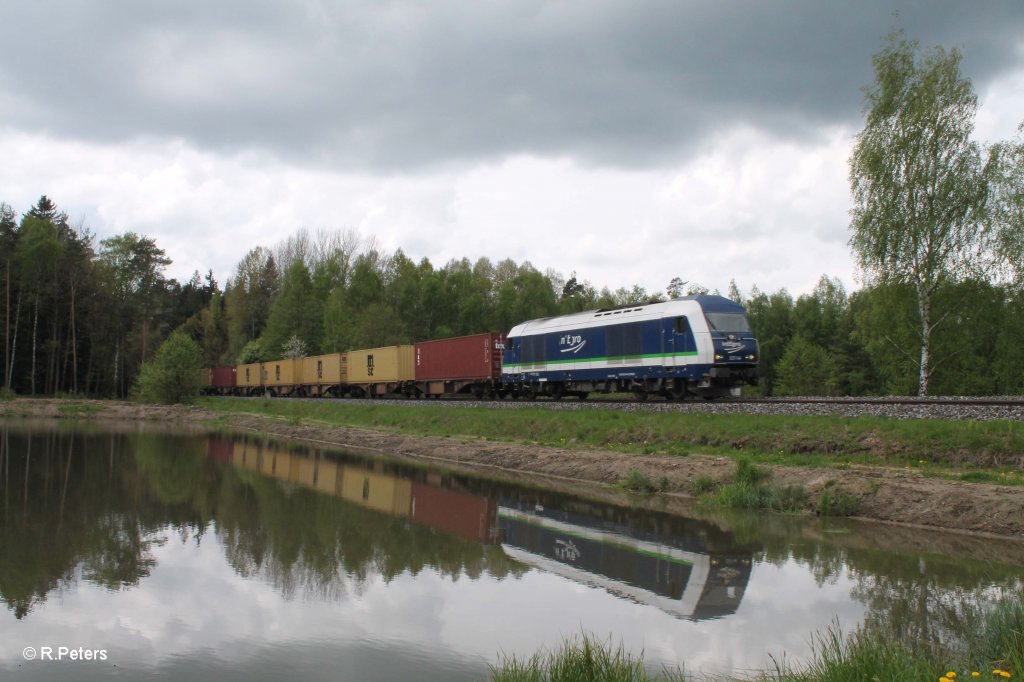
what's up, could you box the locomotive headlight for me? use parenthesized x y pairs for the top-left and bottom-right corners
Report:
(746, 354), (756, 361)
(714, 353), (724, 361)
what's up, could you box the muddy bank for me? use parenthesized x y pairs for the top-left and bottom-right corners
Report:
(2, 399), (1023, 540)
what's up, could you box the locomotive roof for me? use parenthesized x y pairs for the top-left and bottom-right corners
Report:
(508, 295), (745, 336)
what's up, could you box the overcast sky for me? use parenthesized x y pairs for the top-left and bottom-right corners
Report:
(2, 1), (1023, 299)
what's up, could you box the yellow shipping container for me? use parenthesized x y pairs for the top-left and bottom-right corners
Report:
(237, 362), (264, 388)
(346, 345), (415, 384)
(264, 358), (303, 387)
(340, 466), (412, 516)
(302, 353), (348, 386)
(232, 440), (261, 471)
(259, 449), (296, 481)
(314, 459), (341, 495)
(292, 456), (317, 488)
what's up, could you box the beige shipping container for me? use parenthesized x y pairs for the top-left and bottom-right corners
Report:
(346, 345), (415, 384)
(264, 358), (303, 387)
(292, 455), (318, 488)
(238, 362), (264, 388)
(233, 439), (262, 471)
(339, 466), (412, 516)
(302, 353), (348, 386)
(314, 458), (341, 495)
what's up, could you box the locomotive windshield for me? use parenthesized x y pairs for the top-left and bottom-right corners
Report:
(704, 313), (752, 334)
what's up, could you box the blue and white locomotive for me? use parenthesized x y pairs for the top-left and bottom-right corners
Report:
(501, 295), (758, 400)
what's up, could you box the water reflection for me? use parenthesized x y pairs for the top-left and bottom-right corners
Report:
(1, 421), (1022, 680)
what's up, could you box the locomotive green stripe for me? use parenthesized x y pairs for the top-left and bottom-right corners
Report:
(503, 350), (699, 369)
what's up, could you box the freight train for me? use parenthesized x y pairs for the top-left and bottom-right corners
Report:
(204, 294), (758, 401)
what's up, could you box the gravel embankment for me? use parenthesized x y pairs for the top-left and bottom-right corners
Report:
(279, 395), (1024, 421)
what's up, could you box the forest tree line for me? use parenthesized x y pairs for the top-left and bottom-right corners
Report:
(2, 196), (1022, 398)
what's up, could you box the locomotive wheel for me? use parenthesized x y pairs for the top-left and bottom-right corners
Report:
(632, 387), (648, 402)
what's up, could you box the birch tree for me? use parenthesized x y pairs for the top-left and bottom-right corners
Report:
(849, 32), (990, 396)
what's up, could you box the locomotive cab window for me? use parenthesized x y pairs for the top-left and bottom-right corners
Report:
(704, 313), (751, 334)
(674, 317), (690, 334)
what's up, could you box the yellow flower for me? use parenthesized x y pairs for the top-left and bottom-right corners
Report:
(999, 673), (1010, 679)
(947, 674), (956, 678)
(940, 677), (951, 682)
(971, 674), (979, 678)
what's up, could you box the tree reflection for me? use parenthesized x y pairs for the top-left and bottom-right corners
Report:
(0, 425), (525, 617)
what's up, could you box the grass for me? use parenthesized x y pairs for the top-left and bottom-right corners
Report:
(196, 398), (1024, 482)
(0, 387), (15, 402)
(816, 486), (860, 517)
(704, 458), (808, 513)
(56, 401), (102, 416)
(488, 632), (685, 682)
(615, 469), (670, 493)
(486, 595), (1023, 681)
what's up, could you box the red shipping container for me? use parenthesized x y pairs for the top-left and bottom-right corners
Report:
(210, 366), (237, 389)
(414, 332), (504, 381)
(205, 437), (235, 463)
(410, 483), (498, 544)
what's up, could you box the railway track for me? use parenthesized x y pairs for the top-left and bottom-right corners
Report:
(229, 393), (1024, 421)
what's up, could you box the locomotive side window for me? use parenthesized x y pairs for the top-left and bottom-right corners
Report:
(674, 317), (690, 334)
(522, 335), (546, 364)
(607, 322), (643, 358)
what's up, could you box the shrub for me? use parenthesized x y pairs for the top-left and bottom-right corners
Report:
(132, 331), (204, 404)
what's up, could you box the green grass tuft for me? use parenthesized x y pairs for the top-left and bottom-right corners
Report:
(488, 633), (685, 682)
(617, 469), (659, 493)
(817, 487), (860, 517)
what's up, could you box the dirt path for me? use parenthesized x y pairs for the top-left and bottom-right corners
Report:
(3, 399), (1023, 540)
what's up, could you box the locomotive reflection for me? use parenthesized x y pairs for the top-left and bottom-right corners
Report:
(214, 436), (753, 619)
(497, 502), (753, 620)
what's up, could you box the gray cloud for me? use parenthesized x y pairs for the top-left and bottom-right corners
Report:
(2, 1), (1022, 171)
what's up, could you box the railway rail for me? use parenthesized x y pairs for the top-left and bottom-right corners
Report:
(223, 394), (1024, 421)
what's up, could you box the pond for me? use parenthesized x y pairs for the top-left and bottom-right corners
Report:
(0, 420), (1021, 680)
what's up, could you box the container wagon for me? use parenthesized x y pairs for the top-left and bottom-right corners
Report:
(340, 465), (413, 515)
(410, 483), (498, 543)
(237, 362), (264, 396)
(301, 353), (348, 397)
(345, 345), (415, 397)
(204, 367), (237, 396)
(414, 332), (505, 398)
(263, 358), (304, 397)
